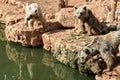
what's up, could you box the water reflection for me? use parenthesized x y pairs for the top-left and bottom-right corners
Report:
(0, 24), (6, 41)
(6, 43), (53, 80)
(5, 42), (94, 80)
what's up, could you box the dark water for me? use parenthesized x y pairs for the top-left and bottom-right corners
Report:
(0, 24), (95, 80)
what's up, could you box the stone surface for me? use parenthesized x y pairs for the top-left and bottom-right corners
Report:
(0, 2), (25, 24)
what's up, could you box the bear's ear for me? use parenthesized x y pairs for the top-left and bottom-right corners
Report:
(26, 2), (29, 9)
(26, 2), (30, 8)
(26, 2), (29, 6)
(83, 6), (87, 10)
(74, 6), (78, 10)
(84, 49), (90, 55)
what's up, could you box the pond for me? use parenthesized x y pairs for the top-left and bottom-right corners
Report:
(0, 24), (95, 80)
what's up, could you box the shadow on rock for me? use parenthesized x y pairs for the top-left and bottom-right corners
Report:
(46, 21), (74, 32)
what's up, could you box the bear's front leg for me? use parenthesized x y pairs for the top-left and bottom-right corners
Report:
(25, 17), (28, 27)
(28, 20), (34, 28)
(80, 20), (87, 34)
(40, 17), (47, 31)
(85, 23), (92, 36)
(104, 53), (115, 72)
(100, 42), (115, 73)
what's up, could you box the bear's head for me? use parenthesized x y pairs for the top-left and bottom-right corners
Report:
(25, 3), (40, 21)
(80, 47), (99, 64)
(74, 6), (88, 20)
(80, 47), (91, 64)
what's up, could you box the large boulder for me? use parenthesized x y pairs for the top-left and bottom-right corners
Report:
(55, 8), (78, 28)
(42, 29), (92, 68)
(5, 20), (44, 46)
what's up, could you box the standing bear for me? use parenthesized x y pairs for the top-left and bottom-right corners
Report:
(25, 3), (47, 30)
(74, 5), (104, 35)
(79, 31), (120, 72)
